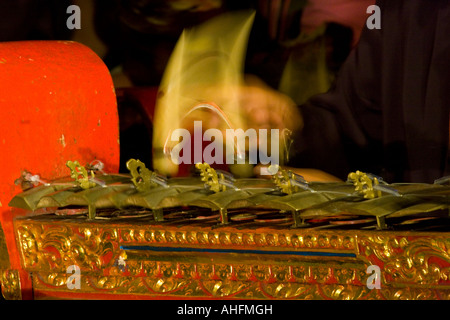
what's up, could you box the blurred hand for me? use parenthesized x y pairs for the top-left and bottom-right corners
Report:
(174, 75), (303, 133)
(239, 75), (303, 133)
(161, 75), (304, 178)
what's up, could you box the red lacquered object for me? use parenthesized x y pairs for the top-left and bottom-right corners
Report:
(0, 41), (120, 299)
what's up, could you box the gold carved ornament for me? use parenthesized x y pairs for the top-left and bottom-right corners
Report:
(347, 171), (382, 199)
(195, 162), (229, 193)
(66, 160), (98, 190)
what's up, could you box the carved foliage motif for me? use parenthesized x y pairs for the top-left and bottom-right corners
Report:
(358, 235), (450, 286)
(0, 269), (22, 300)
(119, 227), (356, 252)
(14, 220), (450, 299)
(16, 223), (119, 272)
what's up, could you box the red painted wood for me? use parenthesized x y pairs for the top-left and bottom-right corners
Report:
(0, 41), (120, 299)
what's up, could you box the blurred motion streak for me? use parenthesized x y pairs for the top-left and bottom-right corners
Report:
(152, 11), (256, 176)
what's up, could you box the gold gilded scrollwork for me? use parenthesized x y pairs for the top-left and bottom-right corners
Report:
(15, 223), (120, 272)
(14, 218), (450, 300)
(358, 235), (450, 286)
(1, 269), (22, 300)
(119, 227), (356, 252)
(30, 268), (450, 299)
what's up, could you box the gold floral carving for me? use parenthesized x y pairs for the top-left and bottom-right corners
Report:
(119, 227), (356, 251)
(31, 266), (450, 300)
(358, 234), (450, 287)
(15, 223), (120, 272)
(1, 269), (22, 300)
(0, 224), (22, 300)
(13, 219), (450, 299)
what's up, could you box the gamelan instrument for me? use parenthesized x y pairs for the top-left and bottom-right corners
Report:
(5, 160), (450, 300)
